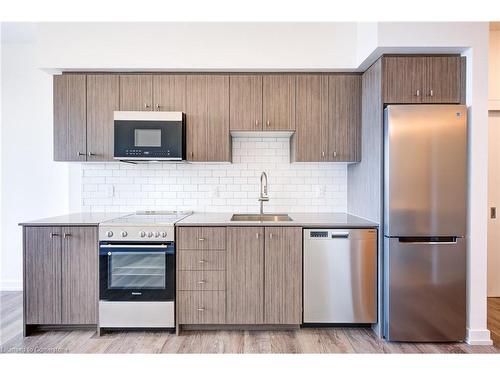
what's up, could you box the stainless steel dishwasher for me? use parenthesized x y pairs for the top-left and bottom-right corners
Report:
(303, 228), (377, 324)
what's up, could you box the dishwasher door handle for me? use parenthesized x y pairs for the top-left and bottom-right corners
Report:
(330, 232), (349, 239)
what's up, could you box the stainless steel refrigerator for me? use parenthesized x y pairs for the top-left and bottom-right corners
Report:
(383, 104), (467, 342)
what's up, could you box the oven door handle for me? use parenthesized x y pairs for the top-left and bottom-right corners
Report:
(100, 244), (169, 248)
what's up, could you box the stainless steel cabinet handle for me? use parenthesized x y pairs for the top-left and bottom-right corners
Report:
(197, 280), (206, 284)
(197, 307), (205, 312)
(266, 120), (270, 127)
(77, 152), (86, 157)
(87, 152), (96, 157)
(198, 238), (205, 241)
(429, 89), (434, 97)
(321, 151), (325, 158)
(256, 233), (259, 239)
(269, 233), (274, 239)
(416, 89), (420, 97)
(63, 233), (71, 238)
(49, 232), (59, 238)
(198, 260), (206, 264)
(144, 103), (150, 109)
(333, 151), (337, 158)
(156, 104), (161, 110)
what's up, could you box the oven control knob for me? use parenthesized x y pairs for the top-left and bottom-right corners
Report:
(154, 231), (160, 238)
(139, 231), (146, 238)
(147, 231), (153, 238)
(106, 231), (113, 238)
(161, 231), (167, 238)
(121, 231), (128, 237)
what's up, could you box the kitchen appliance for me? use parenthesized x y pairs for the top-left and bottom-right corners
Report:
(303, 228), (377, 324)
(113, 111), (186, 161)
(98, 211), (191, 330)
(383, 105), (467, 342)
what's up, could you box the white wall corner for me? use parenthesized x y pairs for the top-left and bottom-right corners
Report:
(466, 328), (493, 345)
(0, 279), (23, 291)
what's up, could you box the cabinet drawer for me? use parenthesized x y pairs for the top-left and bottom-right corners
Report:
(178, 271), (226, 291)
(177, 250), (226, 270)
(177, 227), (226, 250)
(177, 291), (226, 324)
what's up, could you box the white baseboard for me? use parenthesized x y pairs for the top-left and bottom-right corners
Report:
(0, 279), (22, 291)
(466, 328), (493, 345)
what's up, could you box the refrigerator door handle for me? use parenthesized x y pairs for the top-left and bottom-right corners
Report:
(397, 236), (458, 245)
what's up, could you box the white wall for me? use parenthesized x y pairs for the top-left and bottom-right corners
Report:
(0, 38), (69, 290)
(488, 28), (500, 296)
(80, 138), (348, 213)
(36, 22), (359, 71)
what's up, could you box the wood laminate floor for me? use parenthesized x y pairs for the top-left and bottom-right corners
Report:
(1, 292), (499, 354)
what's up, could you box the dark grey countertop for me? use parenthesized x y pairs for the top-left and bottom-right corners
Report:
(19, 212), (126, 226)
(19, 212), (378, 228)
(176, 212), (378, 228)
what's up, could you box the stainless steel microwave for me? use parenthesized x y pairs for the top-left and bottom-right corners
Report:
(113, 111), (186, 161)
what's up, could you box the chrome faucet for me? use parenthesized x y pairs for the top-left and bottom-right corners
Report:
(259, 172), (269, 214)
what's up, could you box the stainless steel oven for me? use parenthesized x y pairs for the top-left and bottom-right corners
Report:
(113, 111), (186, 161)
(99, 241), (175, 301)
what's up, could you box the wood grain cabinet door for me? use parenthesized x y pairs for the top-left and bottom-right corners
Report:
(423, 56), (461, 104)
(226, 227), (264, 324)
(186, 75), (230, 162)
(229, 75), (263, 131)
(53, 74), (87, 161)
(86, 75), (119, 161)
(383, 56), (425, 104)
(152, 75), (186, 111)
(328, 75), (362, 162)
(263, 75), (296, 131)
(61, 226), (98, 325)
(207, 75), (230, 161)
(186, 75), (208, 161)
(294, 75), (329, 161)
(264, 227), (302, 325)
(24, 226), (62, 324)
(119, 75), (153, 111)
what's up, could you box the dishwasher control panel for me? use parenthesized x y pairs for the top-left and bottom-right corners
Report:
(310, 231), (329, 238)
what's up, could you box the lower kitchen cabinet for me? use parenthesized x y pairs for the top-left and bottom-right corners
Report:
(23, 225), (98, 333)
(264, 227), (302, 324)
(177, 291), (226, 324)
(226, 226), (302, 325)
(176, 225), (303, 329)
(24, 227), (63, 325)
(226, 227), (265, 324)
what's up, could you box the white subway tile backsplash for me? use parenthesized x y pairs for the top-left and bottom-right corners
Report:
(80, 138), (348, 213)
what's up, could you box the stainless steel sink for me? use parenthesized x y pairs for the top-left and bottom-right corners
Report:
(230, 213), (293, 222)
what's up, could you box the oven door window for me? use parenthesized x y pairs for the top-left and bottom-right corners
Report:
(108, 251), (166, 289)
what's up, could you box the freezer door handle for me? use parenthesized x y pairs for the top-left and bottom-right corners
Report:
(397, 236), (458, 245)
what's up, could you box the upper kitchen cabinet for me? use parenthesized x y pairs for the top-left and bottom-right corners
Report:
(152, 75), (187, 111)
(119, 74), (153, 111)
(293, 74), (361, 162)
(383, 55), (462, 104)
(423, 56), (462, 103)
(294, 75), (329, 161)
(263, 75), (296, 131)
(53, 74), (87, 161)
(328, 75), (362, 162)
(186, 75), (230, 162)
(229, 75), (263, 131)
(86, 75), (119, 161)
